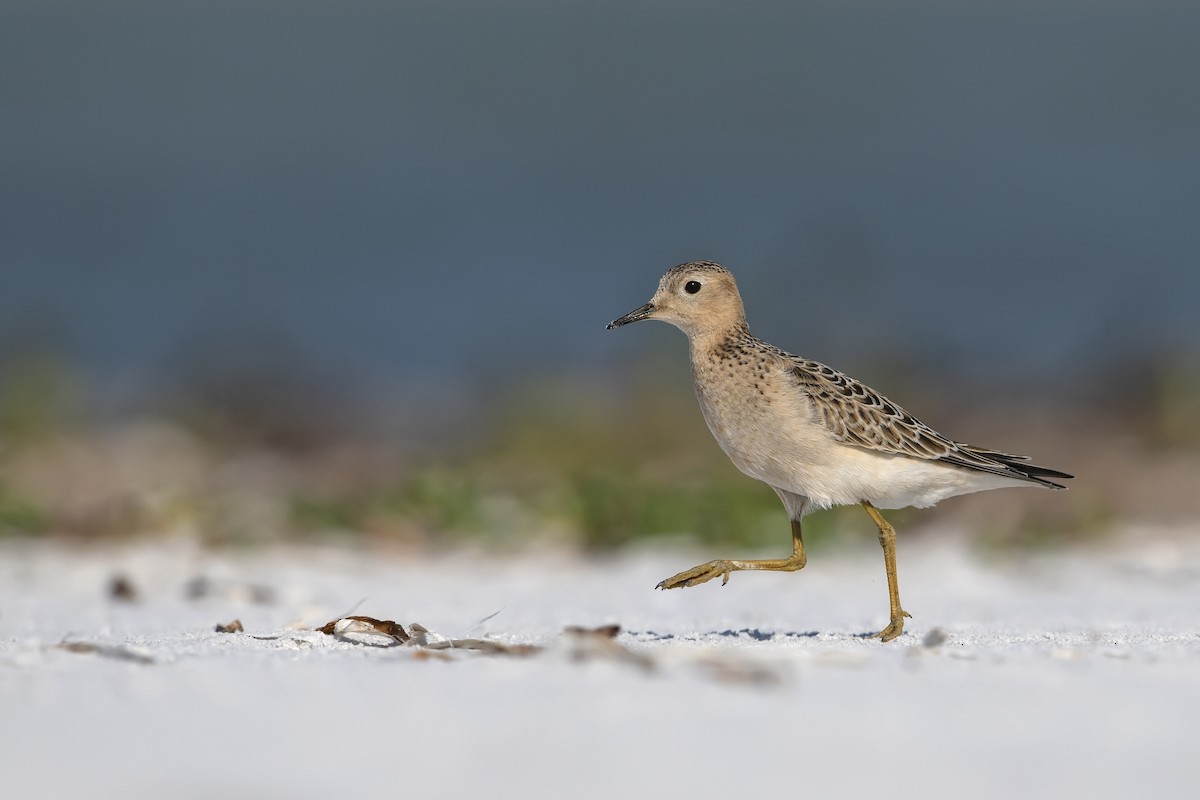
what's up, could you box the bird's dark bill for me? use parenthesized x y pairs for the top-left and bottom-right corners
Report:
(606, 302), (655, 329)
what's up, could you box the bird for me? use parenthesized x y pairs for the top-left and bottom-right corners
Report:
(606, 261), (1072, 641)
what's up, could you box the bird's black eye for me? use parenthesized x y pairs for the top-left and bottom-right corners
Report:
(684, 280), (701, 294)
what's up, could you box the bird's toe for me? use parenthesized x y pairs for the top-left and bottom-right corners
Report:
(656, 560), (734, 590)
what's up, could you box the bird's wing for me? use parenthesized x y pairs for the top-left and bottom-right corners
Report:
(788, 359), (1071, 487)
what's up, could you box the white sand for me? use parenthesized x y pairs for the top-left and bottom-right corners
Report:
(2, 533), (1197, 800)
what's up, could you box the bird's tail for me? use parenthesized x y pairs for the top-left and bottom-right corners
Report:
(967, 447), (1074, 489)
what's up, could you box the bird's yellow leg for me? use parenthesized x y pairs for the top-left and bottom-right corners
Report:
(861, 501), (911, 642)
(657, 519), (807, 590)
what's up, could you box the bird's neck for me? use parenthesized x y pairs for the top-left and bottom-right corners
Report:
(688, 319), (753, 361)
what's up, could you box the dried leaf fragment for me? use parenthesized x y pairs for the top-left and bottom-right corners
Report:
(108, 575), (139, 603)
(564, 624), (621, 639)
(405, 623), (540, 656)
(405, 622), (444, 648)
(317, 615), (410, 645)
(695, 656), (784, 688)
(563, 624), (654, 672)
(431, 638), (541, 656)
(54, 641), (154, 664)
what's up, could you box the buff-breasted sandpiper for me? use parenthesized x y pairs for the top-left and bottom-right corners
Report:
(607, 261), (1073, 641)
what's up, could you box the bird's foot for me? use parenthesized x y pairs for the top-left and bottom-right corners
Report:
(874, 610), (912, 643)
(656, 560), (736, 590)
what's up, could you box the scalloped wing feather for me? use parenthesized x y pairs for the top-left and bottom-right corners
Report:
(789, 360), (1071, 488)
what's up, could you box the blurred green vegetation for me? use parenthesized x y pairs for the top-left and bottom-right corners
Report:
(0, 351), (80, 448)
(1148, 359), (1200, 449)
(0, 351), (1197, 551)
(0, 481), (47, 537)
(973, 490), (1120, 554)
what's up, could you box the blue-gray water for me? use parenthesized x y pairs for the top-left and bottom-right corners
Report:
(2, 1), (1198, 400)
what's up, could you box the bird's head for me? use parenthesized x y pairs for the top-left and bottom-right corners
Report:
(606, 261), (747, 338)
